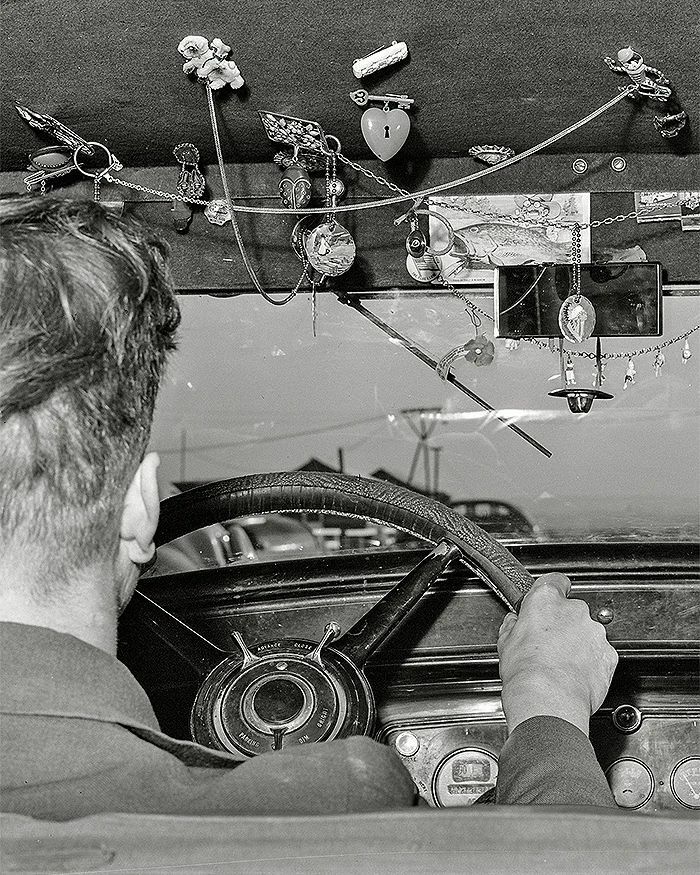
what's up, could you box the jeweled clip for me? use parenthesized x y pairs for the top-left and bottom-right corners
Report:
(352, 41), (408, 79)
(16, 105), (95, 154)
(23, 146), (79, 193)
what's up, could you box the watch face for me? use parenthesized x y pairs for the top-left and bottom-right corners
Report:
(304, 222), (356, 277)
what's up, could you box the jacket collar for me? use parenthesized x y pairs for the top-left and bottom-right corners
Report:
(0, 621), (159, 729)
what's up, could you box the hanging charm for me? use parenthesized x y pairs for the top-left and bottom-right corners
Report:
(623, 357), (637, 389)
(278, 146), (312, 209)
(653, 351), (665, 376)
(350, 89), (413, 161)
(173, 143), (206, 199)
(565, 353), (576, 386)
(682, 339), (692, 364)
(549, 337), (613, 414)
(505, 339), (521, 351)
(558, 223), (596, 343)
(304, 153), (355, 277)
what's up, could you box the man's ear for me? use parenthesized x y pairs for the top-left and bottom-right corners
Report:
(119, 452), (161, 565)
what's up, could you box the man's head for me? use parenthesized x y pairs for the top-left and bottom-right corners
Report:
(0, 195), (179, 604)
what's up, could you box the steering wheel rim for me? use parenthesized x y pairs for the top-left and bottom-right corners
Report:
(154, 471), (534, 611)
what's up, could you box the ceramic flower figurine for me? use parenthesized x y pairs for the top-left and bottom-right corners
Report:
(178, 35), (244, 90)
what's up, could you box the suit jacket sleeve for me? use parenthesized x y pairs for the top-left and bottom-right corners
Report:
(494, 716), (616, 806)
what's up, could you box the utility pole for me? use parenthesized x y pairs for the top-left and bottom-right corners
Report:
(337, 447), (345, 473)
(401, 407), (441, 494)
(179, 428), (187, 482)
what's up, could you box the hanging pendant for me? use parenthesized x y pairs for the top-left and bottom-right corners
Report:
(623, 357), (636, 389)
(204, 199), (232, 225)
(682, 339), (692, 364)
(351, 90), (413, 162)
(564, 353), (576, 385)
(653, 351), (665, 376)
(406, 253), (442, 283)
(173, 143), (206, 200)
(304, 221), (356, 276)
(279, 162), (311, 209)
(558, 295), (596, 343)
(360, 106), (410, 161)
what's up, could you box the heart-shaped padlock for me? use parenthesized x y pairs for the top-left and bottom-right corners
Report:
(360, 107), (410, 161)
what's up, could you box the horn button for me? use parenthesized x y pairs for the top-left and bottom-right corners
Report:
(192, 635), (352, 756)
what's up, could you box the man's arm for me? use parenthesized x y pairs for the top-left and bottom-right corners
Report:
(494, 573), (618, 806)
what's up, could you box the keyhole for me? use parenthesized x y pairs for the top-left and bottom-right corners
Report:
(384, 125), (391, 139)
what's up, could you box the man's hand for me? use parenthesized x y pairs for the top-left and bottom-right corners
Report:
(498, 573), (618, 736)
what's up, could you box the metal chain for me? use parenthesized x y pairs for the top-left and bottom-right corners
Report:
(522, 324), (700, 360)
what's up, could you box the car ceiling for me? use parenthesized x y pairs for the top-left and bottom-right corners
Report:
(1, 0), (697, 172)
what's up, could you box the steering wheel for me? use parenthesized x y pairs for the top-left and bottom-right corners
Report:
(130, 472), (534, 759)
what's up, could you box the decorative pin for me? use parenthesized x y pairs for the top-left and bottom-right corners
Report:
(468, 145), (515, 166)
(682, 339), (692, 364)
(623, 357), (637, 389)
(352, 41), (408, 79)
(173, 143), (206, 199)
(653, 351), (665, 376)
(24, 145), (79, 193)
(178, 36), (244, 90)
(603, 47), (672, 101)
(653, 110), (688, 139)
(350, 89), (413, 161)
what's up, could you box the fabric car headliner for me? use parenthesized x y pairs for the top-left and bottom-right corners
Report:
(1, 0), (697, 172)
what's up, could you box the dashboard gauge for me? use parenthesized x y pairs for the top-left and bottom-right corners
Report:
(605, 758), (654, 809)
(670, 757), (700, 809)
(432, 748), (498, 807)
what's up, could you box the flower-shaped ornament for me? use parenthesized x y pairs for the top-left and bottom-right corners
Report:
(178, 35), (244, 90)
(463, 334), (495, 366)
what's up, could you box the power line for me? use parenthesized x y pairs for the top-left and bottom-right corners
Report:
(155, 414), (390, 455)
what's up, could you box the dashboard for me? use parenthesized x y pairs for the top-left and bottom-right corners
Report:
(123, 540), (700, 816)
(377, 683), (700, 812)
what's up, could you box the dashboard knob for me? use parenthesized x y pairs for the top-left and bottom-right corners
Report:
(612, 704), (643, 733)
(394, 731), (420, 757)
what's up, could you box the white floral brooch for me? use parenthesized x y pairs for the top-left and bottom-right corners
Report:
(177, 36), (244, 90)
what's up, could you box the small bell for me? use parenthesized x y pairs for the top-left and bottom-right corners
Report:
(682, 339), (692, 365)
(623, 358), (636, 390)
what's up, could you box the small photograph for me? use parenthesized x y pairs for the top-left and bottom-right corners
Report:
(428, 193), (591, 285)
(634, 191), (682, 223)
(680, 191), (700, 231)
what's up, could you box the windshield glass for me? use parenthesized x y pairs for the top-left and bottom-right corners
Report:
(149, 292), (699, 559)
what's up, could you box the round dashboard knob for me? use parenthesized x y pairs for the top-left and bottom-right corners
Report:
(612, 704), (643, 733)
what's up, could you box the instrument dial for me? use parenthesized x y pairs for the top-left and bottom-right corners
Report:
(605, 758), (654, 809)
(432, 748), (498, 807)
(670, 757), (700, 809)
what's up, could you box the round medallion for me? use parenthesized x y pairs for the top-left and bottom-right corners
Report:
(204, 198), (232, 226)
(304, 221), (356, 277)
(558, 295), (596, 343)
(406, 253), (442, 283)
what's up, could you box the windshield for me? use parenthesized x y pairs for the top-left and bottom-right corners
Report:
(149, 292), (699, 550)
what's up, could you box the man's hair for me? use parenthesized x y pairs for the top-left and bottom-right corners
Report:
(0, 195), (180, 578)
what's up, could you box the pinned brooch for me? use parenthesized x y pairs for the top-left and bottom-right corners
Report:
(468, 145), (515, 166)
(178, 36), (244, 90)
